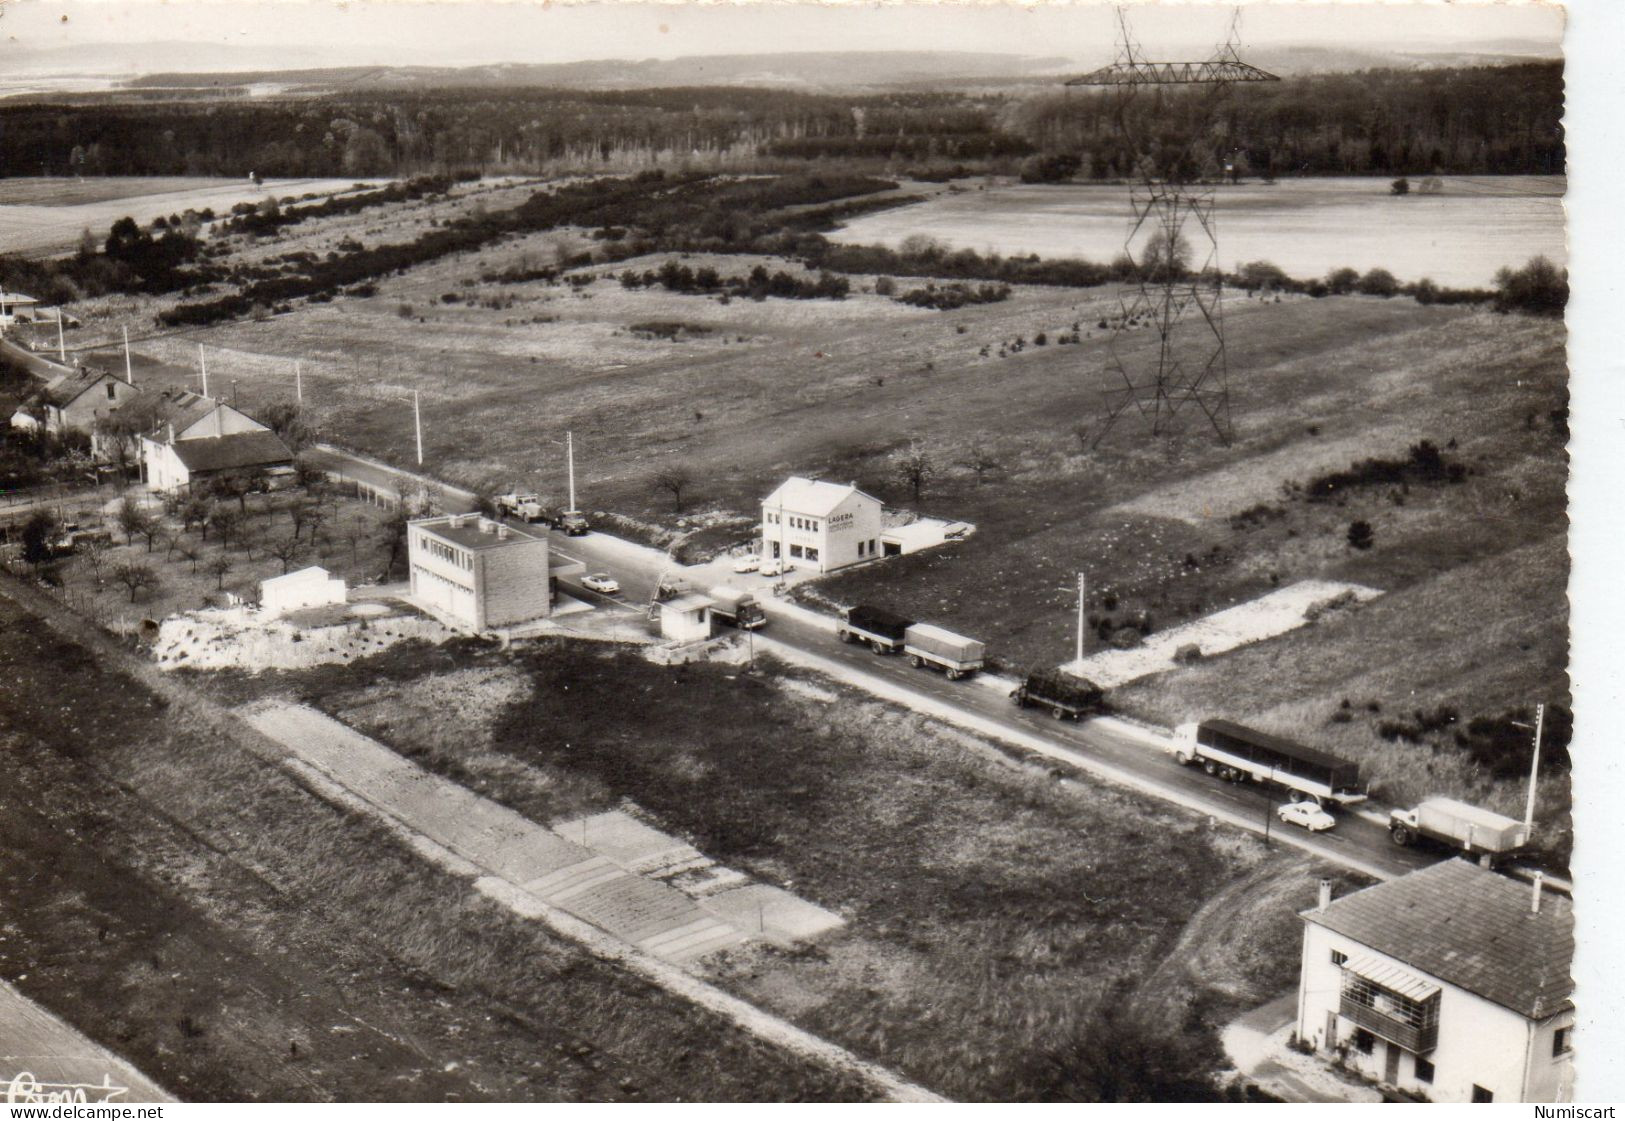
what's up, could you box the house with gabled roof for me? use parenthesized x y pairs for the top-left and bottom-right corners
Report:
(761, 476), (884, 574)
(9, 365), (140, 456)
(138, 389), (293, 493)
(1296, 859), (1573, 1103)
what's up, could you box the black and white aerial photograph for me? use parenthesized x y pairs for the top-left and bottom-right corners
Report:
(0, 0), (1613, 1108)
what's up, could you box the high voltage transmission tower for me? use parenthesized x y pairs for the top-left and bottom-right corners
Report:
(1066, 8), (1278, 447)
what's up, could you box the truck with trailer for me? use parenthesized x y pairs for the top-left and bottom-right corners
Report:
(902, 624), (985, 680)
(1388, 798), (1529, 856)
(707, 586), (767, 630)
(1171, 719), (1368, 807)
(1011, 670), (1105, 720)
(837, 605), (914, 654)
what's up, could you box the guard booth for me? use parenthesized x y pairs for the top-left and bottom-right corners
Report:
(659, 592), (715, 644)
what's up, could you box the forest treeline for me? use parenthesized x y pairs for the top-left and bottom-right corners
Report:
(0, 62), (1562, 181)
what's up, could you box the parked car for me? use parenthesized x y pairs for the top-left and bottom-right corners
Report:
(732, 553), (761, 574)
(759, 558), (784, 578)
(581, 573), (620, 595)
(1277, 801), (1337, 833)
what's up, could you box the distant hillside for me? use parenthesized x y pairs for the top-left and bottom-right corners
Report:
(105, 42), (1563, 93)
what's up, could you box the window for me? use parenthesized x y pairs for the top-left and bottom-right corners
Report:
(1471, 1085), (1493, 1103)
(1554, 1027), (1572, 1057)
(1331, 949), (1348, 966)
(106, 382), (117, 400)
(1353, 1029), (1374, 1055)
(789, 544), (804, 558)
(805, 547), (819, 562)
(1414, 1057), (1434, 1084)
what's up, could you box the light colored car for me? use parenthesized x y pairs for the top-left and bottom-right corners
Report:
(1277, 801), (1337, 833)
(758, 558), (784, 578)
(732, 554), (761, 574)
(581, 573), (621, 595)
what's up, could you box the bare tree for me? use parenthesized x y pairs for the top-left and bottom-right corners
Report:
(206, 554), (233, 591)
(894, 442), (937, 502)
(340, 516), (369, 567)
(212, 507), (244, 551)
(653, 466), (694, 513)
(960, 439), (1002, 485)
(268, 535), (305, 574)
(175, 538), (202, 574)
(137, 515), (163, 554)
(112, 560), (158, 603)
(77, 536), (110, 587)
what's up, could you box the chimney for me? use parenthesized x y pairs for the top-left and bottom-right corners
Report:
(1531, 872), (1544, 914)
(1317, 879), (1332, 913)
(480, 517), (495, 534)
(449, 514), (464, 529)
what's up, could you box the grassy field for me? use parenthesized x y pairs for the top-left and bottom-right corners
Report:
(0, 583), (875, 1102)
(829, 175), (1567, 289)
(0, 177), (242, 207)
(205, 637), (1357, 1102)
(52, 182), (1571, 846)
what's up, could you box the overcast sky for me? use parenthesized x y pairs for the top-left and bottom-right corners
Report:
(1, 0), (1566, 69)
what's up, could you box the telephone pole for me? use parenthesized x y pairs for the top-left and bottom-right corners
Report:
(566, 430), (577, 511)
(1524, 702), (1545, 830)
(295, 360), (303, 404)
(413, 390), (423, 466)
(1075, 572), (1087, 665)
(56, 313), (66, 363)
(122, 326), (133, 385)
(199, 344), (209, 398)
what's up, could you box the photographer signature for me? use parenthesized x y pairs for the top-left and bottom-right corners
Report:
(5, 1072), (129, 1103)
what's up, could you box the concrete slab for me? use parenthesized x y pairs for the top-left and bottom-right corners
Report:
(703, 883), (845, 947)
(1061, 580), (1383, 688)
(554, 810), (702, 874)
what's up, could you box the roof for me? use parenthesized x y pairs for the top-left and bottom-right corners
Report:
(762, 476), (880, 517)
(143, 390), (220, 437)
(262, 565), (335, 589)
(663, 592), (715, 613)
(169, 430), (293, 474)
(1304, 860), (1573, 1019)
(1203, 718), (1356, 775)
(38, 367), (128, 409)
(0, 292), (39, 306)
(413, 514), (543, 552)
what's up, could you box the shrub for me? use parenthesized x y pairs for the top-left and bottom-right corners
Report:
(1356, 268), (1399, 298)
(1346, 520), (1374, 550)
(1493, 256), (1568, 318)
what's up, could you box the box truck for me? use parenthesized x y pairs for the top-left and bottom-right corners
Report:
(1388, 798), (1530, 854)
(708, 586), (766, 630)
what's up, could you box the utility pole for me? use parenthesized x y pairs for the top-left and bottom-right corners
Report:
(1525, 702), (1545, 831)
(199, 344), (209, 398)
(566, 430), (577, 511)
(295, 361), (303, 404)
(122, 327), (133, 385)
(1075, 572), (1087, 665)
(56, 313), (65, 363)
(413, 390), (423, 467)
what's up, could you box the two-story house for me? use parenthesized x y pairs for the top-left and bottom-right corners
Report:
(1297, 859), (1573, 1103)
(761, 476), (884, 574)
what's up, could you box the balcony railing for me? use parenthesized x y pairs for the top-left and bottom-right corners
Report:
(1340, 995), (1438, 1054)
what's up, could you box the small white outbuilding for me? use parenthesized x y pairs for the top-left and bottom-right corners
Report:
(260, 565), (347, 618)
(659, 592), (715, 644)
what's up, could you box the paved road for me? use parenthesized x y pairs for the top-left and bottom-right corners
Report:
(303, 443), (477, 507)
(548, 531), (1441, 882)
(296, 452), (1551, 887)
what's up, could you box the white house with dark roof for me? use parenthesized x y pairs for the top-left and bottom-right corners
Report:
(761, 476), (883, 574)
(138, 391), (293, 493)
(1296, 859), (1573, 1103)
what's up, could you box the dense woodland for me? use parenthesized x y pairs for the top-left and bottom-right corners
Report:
(0, 63), (1563, 181)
